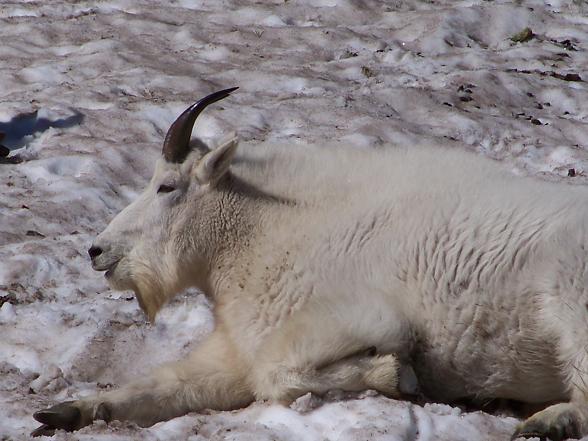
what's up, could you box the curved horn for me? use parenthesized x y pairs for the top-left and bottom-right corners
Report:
(162, 87), (238, 163)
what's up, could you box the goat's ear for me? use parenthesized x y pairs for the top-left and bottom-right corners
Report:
(194, 134), (238, 186)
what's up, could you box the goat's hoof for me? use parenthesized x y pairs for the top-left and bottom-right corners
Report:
(33, 401), (81, 432)
(31, 424), (55, 437)
(511, 403), (585, 441)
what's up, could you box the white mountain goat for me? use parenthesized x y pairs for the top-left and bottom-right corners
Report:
(33, 88), (588, 440)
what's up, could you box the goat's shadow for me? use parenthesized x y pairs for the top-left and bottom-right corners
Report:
(0, 109), (84, 152)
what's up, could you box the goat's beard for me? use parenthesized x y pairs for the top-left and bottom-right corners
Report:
(131, 265), (169, 323)
(106, 258), (169, 323)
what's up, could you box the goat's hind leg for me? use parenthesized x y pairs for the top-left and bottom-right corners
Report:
(514, 247), (588, 441)
(513, 331), (588, 441)
(256, 351), (416, 403)
(32, 329), (253, 435)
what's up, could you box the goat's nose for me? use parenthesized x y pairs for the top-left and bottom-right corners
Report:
(88, 245), (103, 260)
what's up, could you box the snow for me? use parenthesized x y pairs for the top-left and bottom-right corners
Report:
(1, 0), (587, 439)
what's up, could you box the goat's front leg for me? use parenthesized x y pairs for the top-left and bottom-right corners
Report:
(32, 329), (253, 435)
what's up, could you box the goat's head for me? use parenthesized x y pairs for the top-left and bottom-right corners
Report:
(89, 88), (239, 321)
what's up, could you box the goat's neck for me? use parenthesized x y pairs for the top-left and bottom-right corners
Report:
(205, 174), (293, 300)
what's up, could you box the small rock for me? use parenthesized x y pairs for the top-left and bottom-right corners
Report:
(29, 365), (64, 393)
(511, 27), (534, 43)
(558, 39), (578, 51)
(361, 66), (375, 78)
(339, 49), (358, 60)
(290, 392), (323, 413)
(0, 302), (16, 322)
(563, 73), (582, 81)
(551, 72), (582, 82)
(26, 230), (45, 238)
(568, 168), (576, 177)
(375, 41), (387, 52)
(0, 145), (9, 157)
(45, 376), (68, 392)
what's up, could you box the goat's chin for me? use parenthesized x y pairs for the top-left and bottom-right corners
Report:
(101, 258), (131, 289)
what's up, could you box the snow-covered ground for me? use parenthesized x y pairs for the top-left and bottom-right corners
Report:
(1, 0), (588, 439)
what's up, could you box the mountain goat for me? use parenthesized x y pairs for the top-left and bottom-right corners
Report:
(33, 88), (588, 440)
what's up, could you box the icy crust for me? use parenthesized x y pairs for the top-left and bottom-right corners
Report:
(1, 0), (588, 440)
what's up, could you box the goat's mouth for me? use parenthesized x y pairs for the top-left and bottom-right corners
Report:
(92, 259), (120, 277)
(104, 263), (118, 279)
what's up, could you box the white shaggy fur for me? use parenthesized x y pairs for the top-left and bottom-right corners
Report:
(44, 136), (588, 439)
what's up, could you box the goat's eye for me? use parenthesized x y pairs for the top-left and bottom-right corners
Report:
(157, 184), (175, 194)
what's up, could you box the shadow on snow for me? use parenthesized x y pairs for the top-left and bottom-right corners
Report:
(0, 109), (84, 153)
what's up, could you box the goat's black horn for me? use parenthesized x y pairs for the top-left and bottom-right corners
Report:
(162, 87), (238, 163)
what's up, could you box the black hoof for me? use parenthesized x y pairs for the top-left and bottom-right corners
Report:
(33, 401), (81, 432)
(30, 424), (55, 438)
(512, 414), (581, 441)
